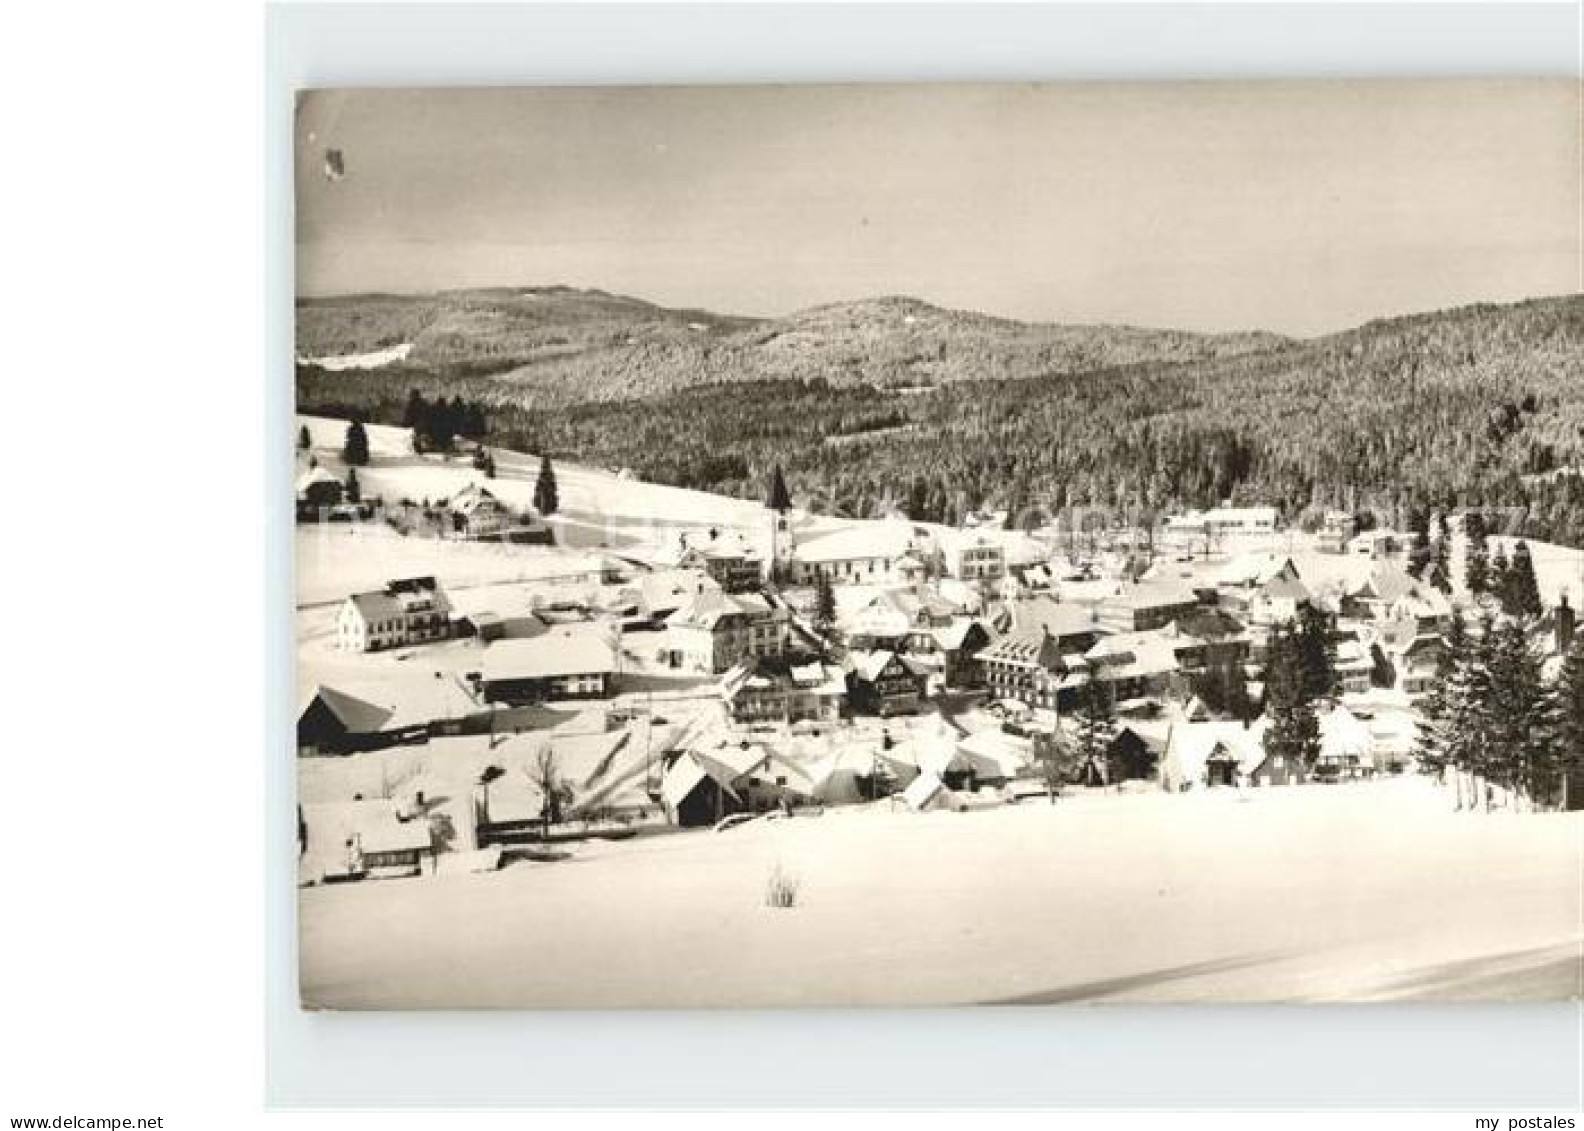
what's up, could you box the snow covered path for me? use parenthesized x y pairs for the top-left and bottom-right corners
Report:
(299, 778), (1582, 1008)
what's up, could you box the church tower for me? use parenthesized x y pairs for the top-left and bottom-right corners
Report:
(765, 464), (796, 580)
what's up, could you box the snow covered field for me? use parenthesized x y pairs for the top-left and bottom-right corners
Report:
(299, 777), (1582, 1008)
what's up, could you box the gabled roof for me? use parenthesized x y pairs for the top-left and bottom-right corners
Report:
(666, 590), (781, 631)
(1216, 553), (1300, 588)
(930, 618), (987, 651)
(1259, 574), (1312, 605)
(300, 685), (395, 734)
(977, 627), (1063, 670)
(345, 590), (403, 623)
(1348, 563), (1418, 604)
(295, 466), (341, 494)
(847, 649), (906, 683)
(448, 483), (508, 515)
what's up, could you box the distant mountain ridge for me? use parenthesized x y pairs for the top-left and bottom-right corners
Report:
(295, 286), (1289, 405)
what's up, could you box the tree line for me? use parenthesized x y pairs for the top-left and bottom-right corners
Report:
(1415, 609), (1583, 810)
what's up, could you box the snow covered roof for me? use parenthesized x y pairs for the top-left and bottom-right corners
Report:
(1317, 705), (1375, 764)
(1160, 720), (1269, 788)
(1216, 553), (1299, 588)
(847, 649), (903, 683)
(481, 627), (615, 681)
(666, 590), (780, 631)
(295, 466), (341, 494)
(1008, 596), (1102, 640)
(902, 772), (956, 812)
(795, 522), (913, 564)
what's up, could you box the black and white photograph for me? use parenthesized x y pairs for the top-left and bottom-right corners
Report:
(291, 79), (1583, 1010)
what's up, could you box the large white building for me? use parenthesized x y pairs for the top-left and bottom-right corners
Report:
(336, 576), (454, 652)
(1163, 505), (1279, 554)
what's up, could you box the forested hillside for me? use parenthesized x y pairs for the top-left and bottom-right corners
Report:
(296, 288), (1283, 402)
(298, 291), (1584, 546)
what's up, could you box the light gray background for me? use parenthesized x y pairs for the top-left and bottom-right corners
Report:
(266, 2), (1584, 1109)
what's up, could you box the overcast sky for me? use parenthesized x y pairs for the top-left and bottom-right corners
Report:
(296, 80), (1580, 337)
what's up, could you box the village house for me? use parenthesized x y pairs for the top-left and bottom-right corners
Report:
(336, 576), (454, 652)
(296, 671), (480, 755)
(477, 626), (617, 704)
(659, 743), (821, 827)
(295, 466), (345, 519)
(1163, 505), (1279, 555)
(1333, 636), (1375, 694)
(845, 650), (928, 717)
(789, 522), (916, 587)
(977, 596), (1106, 709)
(661, 589), (791, 674)
(1316, 509), (1354, 554)
(674, 529), (766, 594)
(301, 800), (434, 882)
(942, 529), (1008, 584)
(1386, 586), (1453, 636)
(847, 586), (991, 690)
(1313, 703), (1378, 779)
(1080, 625), (1197, 703)
(1347, 527), (1402, 560)
(446, 483), (519, 540)
(720, 657), (846, 726)
(1339, 563), (1423, 622)
(1158, 718), (1270, 791)
(1096, 577), (1203, 633)
(1169, 606), (1252, 672)
(1389, 632), (1445, 697)
(921, 619), (993, 690)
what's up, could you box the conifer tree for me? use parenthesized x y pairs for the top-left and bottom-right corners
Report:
(1464, 512), (1489, 595)
(1413, 609), (1466, 776)
(1295, 601), (1339, 704)
(1075, 676), (1118, 776)
(342, 419), (370, 467)
(1428, 536), (1452, 594)
(1505, 540), (1543, 620)
(345, 466), (361, 504)
(1489, 543), (1510, 607)
(1262, 620), (1322, 774)
(534, 455), (559, 515)
(1554, 634), (1584, 811)
(812, 570), (837, 639)
(297, 424), (311, 452)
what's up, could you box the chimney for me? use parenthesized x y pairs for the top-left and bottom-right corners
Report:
(1557, 592), (1575, 653)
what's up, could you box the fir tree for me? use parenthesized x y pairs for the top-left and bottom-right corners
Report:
(1074, 676), (1118, 776)
(534, 455), (559, 515)
(1483, 619), (1555, 807)
(1463, 512), (1489, 595)
(342, 419), (370, 467)
(1504, 540), (1543, 619)
(402, 389), (427, 429)
(812, 570), (837, 639)
(1428, 536), (1452, 594)
(297, 425), (311, 452)
(1295, 601), (1339, 704)
(1262, 621), (1322, 774)
(1554, 633), (1584, 810)
(1413, 609), (1466, 775)
(1489, 544), (1510, 606)
(345, 466), (361, 504)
